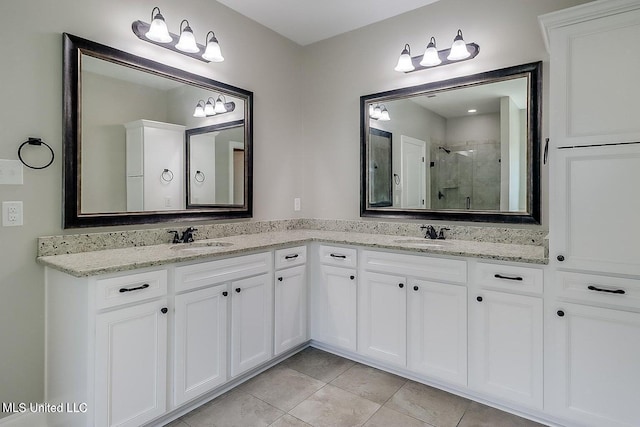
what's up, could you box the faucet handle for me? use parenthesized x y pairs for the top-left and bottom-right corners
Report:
(167, 230), (180, 244)
(437, 227), (451, 240)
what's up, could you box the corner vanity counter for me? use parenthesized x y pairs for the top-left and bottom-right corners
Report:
(40, 220), (550, 427)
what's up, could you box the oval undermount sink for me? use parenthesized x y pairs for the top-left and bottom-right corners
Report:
(170, 241), (233, 252)
(393, 239), (451, 247)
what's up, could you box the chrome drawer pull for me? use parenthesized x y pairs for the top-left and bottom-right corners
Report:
(494, 274), (523, 281)
(119, 283), (150, 293)
(587, 285), (625, 295)
(330, 254), (346, 259)
(284, 254), (299, 260)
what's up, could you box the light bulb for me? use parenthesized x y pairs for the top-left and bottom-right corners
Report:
(447, 29), (471, 61)
(193, 101), (205, 118)
(145, 7), (172, 43)
(379, 106), (390, 121)
(175, 20), (199, 53)
(394, 44), (415, 72)
(204, 98), (215, 116)
(214, 96), (227, 113)
(420, 37), (441, 67)
(202, 32), (224, 62)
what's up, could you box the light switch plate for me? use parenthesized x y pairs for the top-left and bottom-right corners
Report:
(0, 160), (23, 185)
(2, 201), (23, 226)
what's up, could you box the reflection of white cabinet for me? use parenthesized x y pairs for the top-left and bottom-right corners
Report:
(125, 119), (185, 211)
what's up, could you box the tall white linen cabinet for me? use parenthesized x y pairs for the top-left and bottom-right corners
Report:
(541, 1), (640, 426)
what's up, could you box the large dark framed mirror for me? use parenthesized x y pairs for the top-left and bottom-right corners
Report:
(360, 61), (541, 224)
(63, 33), (253, 228)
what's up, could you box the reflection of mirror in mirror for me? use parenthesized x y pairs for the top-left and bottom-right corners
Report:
(187, 121), (245, 207)
(79, 54), (246, 214)
(362, 62), (541, 224)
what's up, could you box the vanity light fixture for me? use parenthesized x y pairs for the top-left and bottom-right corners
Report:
(132, 7), (225, 63)
(193, 96), (236, 118)
(369, 103), (390, 121)
(395, 29), (479, 73)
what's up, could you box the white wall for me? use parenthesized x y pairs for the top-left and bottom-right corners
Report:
(301, 0), (592, 223)
(0, 0), (303, 415)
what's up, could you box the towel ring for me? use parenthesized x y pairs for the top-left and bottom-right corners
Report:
(18, 137), (55, 170)
(161, 168), (174, 182)
(195, 170), (205, 183)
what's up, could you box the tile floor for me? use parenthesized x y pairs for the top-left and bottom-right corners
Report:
(165, 347), (546, 427)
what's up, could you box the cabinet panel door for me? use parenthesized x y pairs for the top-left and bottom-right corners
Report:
(408, 281), (467, 386)
(550, 144), (640, 276)
(95, 299), (167, 427)
(469, 290), (543, 409)
(548, 8), (640, 147)
(358, 271), (407, 366)
(174, 285), (227, 406)
(230, 273), (273, 377)
(317, 265), (357, 351)
(274, 265), (308, 355)
(548, 303), (640, 427)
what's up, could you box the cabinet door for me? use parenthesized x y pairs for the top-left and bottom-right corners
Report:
(95, 299), (167, 427)
(274, 265), (307, 355)
(174, 285), (228, 406)
(358, 271), (406, 366)
(550, 144), (640, 276)
(317, 265), (357, 351)
(407, 280), (467, 386)
(230, 273), (273, 377)
(469, 290), (543, 409)
(548, 303), (640, 427)
(546, 8), (640, 147)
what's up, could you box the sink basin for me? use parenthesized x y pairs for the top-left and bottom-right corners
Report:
(393, 239), (451, 248)
(170, 241), (233, 253)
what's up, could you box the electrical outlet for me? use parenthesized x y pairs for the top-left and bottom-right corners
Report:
(294, 198), (301, 211)
(2, 201), (23, 226)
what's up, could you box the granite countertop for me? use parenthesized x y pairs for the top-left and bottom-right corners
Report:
(37, 230), (547, 277)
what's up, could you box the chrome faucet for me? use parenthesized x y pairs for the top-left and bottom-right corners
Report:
(180, 227), (198, 243)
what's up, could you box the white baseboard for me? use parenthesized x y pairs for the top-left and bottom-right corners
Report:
(0, 412), (47, 427)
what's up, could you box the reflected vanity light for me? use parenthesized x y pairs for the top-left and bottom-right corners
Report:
(395, 29), (479, 73)
(193, 96), (236, 118)
(132, 7), (225, 63)
(369, 103), (390, 121)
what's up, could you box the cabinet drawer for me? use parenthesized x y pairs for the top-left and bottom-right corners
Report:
(557, 271), (640, 309)
(275, 246), (307, 269)
(318, 245), (357, 268)
(362, 250), (466, 284)
(474, 262), (543, 295)
(175, 252), (272, 293)
(95, 269), (167, 310)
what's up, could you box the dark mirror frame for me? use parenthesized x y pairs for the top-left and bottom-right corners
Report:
(62, 33), (253, 228)
(360, 61), (542, 224)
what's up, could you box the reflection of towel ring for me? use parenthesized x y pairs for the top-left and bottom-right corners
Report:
(393, 173), (400, 185)
(195, 170), (205, 183)
(161, 168), (174, 182)
(18, 137), (55, 170)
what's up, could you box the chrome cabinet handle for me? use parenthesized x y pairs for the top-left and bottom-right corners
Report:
(119, 283), (150, 293)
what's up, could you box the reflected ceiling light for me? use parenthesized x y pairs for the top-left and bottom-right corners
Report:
(202, 31), (224, 62)
(193, 95), (236, 118)
(420, 37), (442, 67)
(175, 20), (199, 53)
(369, 103), (390, 121)
(145, 7), (172, 43)
(468, 109), (477, 113)
(447, 30), (471, 61)
(395, 29), (479, 73)
(132, 8), (224, 63)
(394, 44), (415, 72)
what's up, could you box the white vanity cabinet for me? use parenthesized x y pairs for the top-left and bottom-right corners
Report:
(358, 250), (468, 385)
(468, 262), (543, 409)
(541, 1), (640, 148)
(313, 245), (358, 352)
(45, 267), (169, 427)
(125, 119), (186, 211)
(274, 246), (308, 355)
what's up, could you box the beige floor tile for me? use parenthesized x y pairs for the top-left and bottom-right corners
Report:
(284, 347), (355, 382)
(269, 414), (312, 427)
(330, 363), (407, 404)
(458, 402), (548, 427)
(163, 419), (190, 427)
(182, 389), (284, 427)
(363, 406), (432, 427)
(385, 380), (470, 427)
(289, 384), (380, 427)
(240, 364), (325, 411)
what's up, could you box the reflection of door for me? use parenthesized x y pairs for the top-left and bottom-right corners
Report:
(400, 135), (428, 208)
(233, 150), (244, 204)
